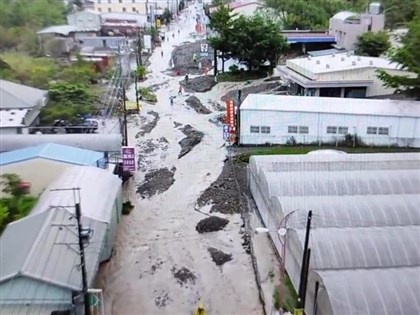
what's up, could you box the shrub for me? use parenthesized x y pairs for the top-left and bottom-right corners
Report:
(138, 87), (157, 103)
(122, 201), (134, 215)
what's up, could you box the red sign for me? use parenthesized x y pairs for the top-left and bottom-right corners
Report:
(225, 99), (236, 143)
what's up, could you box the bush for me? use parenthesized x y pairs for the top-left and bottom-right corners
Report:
(273, 286), (281, 310)
(136, 65), (147, 80)
(138, 87), (157, 103)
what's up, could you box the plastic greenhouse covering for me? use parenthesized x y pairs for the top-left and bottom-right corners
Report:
(248, 153), (420, 315)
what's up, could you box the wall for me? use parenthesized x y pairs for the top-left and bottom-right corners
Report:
(94, 0), (147, 14)
(0, 159), (83, 197)
(240, 110), (420, 147)
(0, 277), (71, 304)
(67, 11), (101, 30)
(100, 185), (123, 262)
(0, 127), (19, 135)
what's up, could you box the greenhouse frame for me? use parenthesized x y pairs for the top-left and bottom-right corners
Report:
(248, 152), (420, 315)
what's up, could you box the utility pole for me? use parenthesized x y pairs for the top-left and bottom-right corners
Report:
(75, 202), (91, 315)
(123, 87), (128, 146)
(296, 210), (312, 313)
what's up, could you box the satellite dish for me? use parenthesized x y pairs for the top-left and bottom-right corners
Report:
(277, 228), (287, 236)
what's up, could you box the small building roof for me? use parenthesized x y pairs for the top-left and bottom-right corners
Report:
(0, 80), (47, 109)
(0, 143), (105, 166)
(0, 109), (28, 128)
(282, 32), (336, 44)
(331, 11), (359, 21)
(37, 24), (99, 35)
(0, 207), (107, 291)
(31, 166), (122, 223)
(286, 53), (401, 74)
(240, 94), (420, 118)
(0, 134), (122, 153)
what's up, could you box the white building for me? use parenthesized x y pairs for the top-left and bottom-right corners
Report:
(0, 80), (48, 135)
(329, 3), (385, 51)
(92, 0), (178, 15)
(276, 53), (416, 98)
(239, 94), (420, 147)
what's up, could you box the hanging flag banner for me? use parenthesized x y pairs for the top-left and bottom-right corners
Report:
(223, 124), (230, 140)
(122, 146), (136, 172)
(225, 99), (236, 143)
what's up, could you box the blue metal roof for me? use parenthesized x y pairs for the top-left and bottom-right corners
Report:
(0, 143), (105, 166)
(287, 36), (336, 44)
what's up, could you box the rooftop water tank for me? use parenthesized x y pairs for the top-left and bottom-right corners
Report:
(369, 2), (383, 15)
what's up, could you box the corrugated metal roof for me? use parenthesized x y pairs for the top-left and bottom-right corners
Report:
(0, 143), (105, 166)
(31, 166), (122, 223)
(0, 207), (107, 290)
(0, 303), (71, 315)
(331, 11), (359, 21)
(37, 24), (100, 35)
(0, 80), (47, 109)
(240, 94), (420, 118)
(0, 134), (122, 153)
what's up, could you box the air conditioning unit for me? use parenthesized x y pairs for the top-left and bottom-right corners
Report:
(316, 60), (320, 64)
(341, 57), (345, 61)
(326, 64), (330, 69)
(369, 60), (374, 65)
(357, 56), (361, 61)
(352, 61), (356, 66)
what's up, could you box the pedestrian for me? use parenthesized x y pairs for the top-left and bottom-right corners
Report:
(193, 53), (197, 64)
(161, 50), (163, 57)
(185, 73), (189, 84)
(172, 32), (175, 38)
(178, 86), (183, 95)
(169, 96), (174, 105)
(178, 29), (180, 35)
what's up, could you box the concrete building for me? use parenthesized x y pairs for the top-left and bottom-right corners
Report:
(0, 166), (122, 314)
(0, 143), (106, 196)
(248, 152), (420, 315)
(92, 0), (178, 15)
(239, 94), (420, 147)
(0, 80), (48, 135)
(67, 10), (102, 35)
(276, 53), (415, 98)
(329, 3), (385, 50)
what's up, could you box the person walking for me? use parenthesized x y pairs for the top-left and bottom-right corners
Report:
(178, 29), (180, 35)
(161, 50), (163, 57)
(169, 96), (174, 105)
(185, 73), (189, 84)
(178, 86), (183, 95)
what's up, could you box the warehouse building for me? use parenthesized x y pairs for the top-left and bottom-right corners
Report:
(249, 152), (420, 315)
(0, 166), (122, 313)
(239, 94), (420, 147)
(0, 143), (106, 197)
(276, 53), (415, 98)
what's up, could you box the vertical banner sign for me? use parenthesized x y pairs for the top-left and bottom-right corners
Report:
(225, 99), (236, 143)
(122, 146), (136, 172)
(223, 124), (230, 140)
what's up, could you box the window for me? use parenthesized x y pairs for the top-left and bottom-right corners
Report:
(250, 126), (260, 133)
(299, 126), (309, 134)
(119, 0), (122, 3)
(338, 126), (348, 134)
(132, 0), (136, 2)
(261, 126), (271, 134)
(327, 126), (337, 134)
(378, 127), (389, 135)
(108, 0), (111, 3)
(98, 0), (101, 3)
(367, 127), (377, 135)
(132, 7), (136, 11)
(288, 125), (298, 133)
(122, 7), (126, 11)
(108, 7), (112, 12)
(98, 7), (102, 11)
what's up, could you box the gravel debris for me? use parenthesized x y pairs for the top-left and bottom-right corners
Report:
(136, 111), (160, 138)
(171, 267), (197, 287)
(181, 75), (217, 93)
(136, 167), (176, 198)
(220, 83), (278, 102)
(171, 42), (214, 75)
(185, 95), (212, 114)
(178, 124), (204, 159)
(208, 247), (233, 266)
(196, 216), (229, 233)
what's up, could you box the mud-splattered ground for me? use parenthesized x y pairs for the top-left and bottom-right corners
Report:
(136, 166), (176, 198)
(178, 124), (204, 158)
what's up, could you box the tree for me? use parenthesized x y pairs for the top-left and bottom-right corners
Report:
(208, 5), (236, 72)
(162, 8), (173, 25)
(1, 174), (25, 199)
(377, 18), (420, 100)
(230, 15), (288, 71)
(355, 31), (391, 57)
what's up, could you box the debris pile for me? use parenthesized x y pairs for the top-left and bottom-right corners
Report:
(196, 216), (229, 233)
(181, 75), (217, 93)
(172, 267), (197, 287)
(185, 96), (212, 114)
(178, 124), (204, 158)
(136, 167), (176, 198)
(208, 247), (233, 266)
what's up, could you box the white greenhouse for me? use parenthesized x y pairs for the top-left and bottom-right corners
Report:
(239, 94), (420, 147)
(248, 152), (420, 315)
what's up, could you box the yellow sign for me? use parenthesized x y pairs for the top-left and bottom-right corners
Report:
(156, 19), (161, 28)
(294, 309), (304, 315)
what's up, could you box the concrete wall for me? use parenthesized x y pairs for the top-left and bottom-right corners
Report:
(0, 159), (82, 197)
(0, 127), (19, 135)
(0, 277), (71, 304)
(240, 110), (420, 147)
